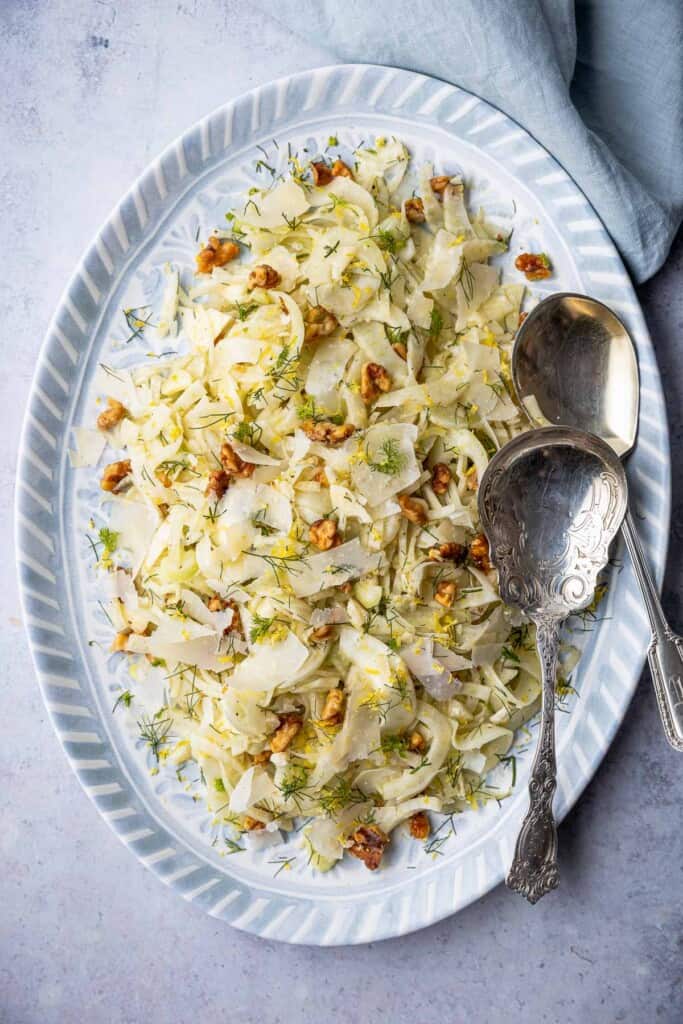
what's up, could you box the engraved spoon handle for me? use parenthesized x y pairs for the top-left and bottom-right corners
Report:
(621, 509), (683, 751)
(507, 615), (560, 903)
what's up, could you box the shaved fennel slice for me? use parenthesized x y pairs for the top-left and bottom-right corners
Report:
(227, 630), (309, 691)
(351, 423), (420, 504)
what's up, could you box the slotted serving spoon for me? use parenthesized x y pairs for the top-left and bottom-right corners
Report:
(478, 426), (627, 902)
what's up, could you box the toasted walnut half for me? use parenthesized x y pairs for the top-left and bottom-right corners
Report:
(311, 161), (334, 186)
(430, 175), (451, 195)
(398, 493), (428, 526)
(348, 825), (389, 871)
(320, 687), (344, 724)
(304, 305), (338, 343)
(361, 362), (392, 403)
(100, 459), (131, 493)
(248, 264), (281, 290)
(300, 419), (355, 445)
(221, 442), (255, 479)
(435, 579), (457, 608)
(310, 518), (341, 551)
(431, 462), (451, 495)
(196, 236), (240, 274)
(405, 197), (425, 223)
(409, 811), (430, 840)
(97, 397), (127, 431)
(205, 468), (230, 499)
(470, 533), (492, 572)
(428, 542), (467, 564)
(331, 159), (353, 179)
(270, 713), (303, 753)
(514, 252), (552, 281)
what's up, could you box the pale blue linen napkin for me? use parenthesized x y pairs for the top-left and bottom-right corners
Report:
(273, 0), (683, 282)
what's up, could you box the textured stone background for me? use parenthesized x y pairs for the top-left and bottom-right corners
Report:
(1, 2), (682, 1022)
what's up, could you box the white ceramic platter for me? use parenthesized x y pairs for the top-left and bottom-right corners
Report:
(16, 64), (670, 944)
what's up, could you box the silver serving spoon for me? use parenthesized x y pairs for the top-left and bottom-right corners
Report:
(479, 427), (627, 903)
(513, 293), (683, 751)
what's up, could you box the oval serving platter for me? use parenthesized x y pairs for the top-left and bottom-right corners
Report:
(16, 64), (670, 945)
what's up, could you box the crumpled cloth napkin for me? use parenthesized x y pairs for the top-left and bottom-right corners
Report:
(273, 0), (683, 282)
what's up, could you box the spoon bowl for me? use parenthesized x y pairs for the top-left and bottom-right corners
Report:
(478, 426), (627, 902)
(513, 293), (639, 457)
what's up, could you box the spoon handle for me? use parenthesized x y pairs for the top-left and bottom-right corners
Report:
(507, 616), (560, 903)
(622, 510), (683, 751)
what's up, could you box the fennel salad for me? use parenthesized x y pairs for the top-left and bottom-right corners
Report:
(74, 136), (555, 872)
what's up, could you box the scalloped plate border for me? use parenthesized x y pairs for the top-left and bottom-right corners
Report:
(15, 64), (671, 945)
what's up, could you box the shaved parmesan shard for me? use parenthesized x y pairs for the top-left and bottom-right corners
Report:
(289, 539), (385, 598)
(106, 499), (158, 577)
(68, 427), (107, 468)
(400, 638), (466, 700)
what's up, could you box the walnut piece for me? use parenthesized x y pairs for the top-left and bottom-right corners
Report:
(514, 252), (552, 281)
(348, 824), (389, 871)
(269, 713), (303, 753)
(313, 466), (329, 487)
(409, 811), (430, 840)
(405, 197), (425, 223)
(320, 687), (344, 724)
(304, 305), (338, 343)
(310, 624), (334, 643)
(196, 235), (240, 274)
(97, 397), (127, 431)
(221, 441), (255, 479)
(309, 517), (341, 551)
(398, 493), (428, 525)
(408, 730), (426, 753)
(435, 580), (457, 608)
(466, 469), (478, 492)
(470, 532), (492, 572)
(248, 264), (281, 290)
(243, 815), (266, 831)
(205, 468), (230, 499)
(361, 362), (392, 403)
(311, 161), (333, 186)
(428, 542), (467, 564)
(331, 159), (353, 179)
(430, 175), (451, 195)
(300, 419), (355, 445)
(431, 462), (451, 495)
(100, 459), (131, 492)
(251, 750), (271, 765)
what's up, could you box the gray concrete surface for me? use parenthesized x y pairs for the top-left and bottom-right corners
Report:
(1, 2), (681, 1022)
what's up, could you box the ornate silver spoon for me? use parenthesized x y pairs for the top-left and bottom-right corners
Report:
(478, 426), (627, 902)
(513, 293), (683, 751)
